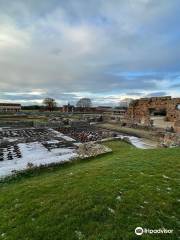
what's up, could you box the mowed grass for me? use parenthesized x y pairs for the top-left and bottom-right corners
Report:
(0, 141), (179, 240)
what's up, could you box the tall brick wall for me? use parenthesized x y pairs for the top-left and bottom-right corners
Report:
(126, 96), (180, 130)
(166, 98), (180, 122)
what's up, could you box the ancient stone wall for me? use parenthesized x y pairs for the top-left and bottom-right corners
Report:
(126, 96), (180, 132)
(166, 98), (180, 122)
(174, 120), (180, 133)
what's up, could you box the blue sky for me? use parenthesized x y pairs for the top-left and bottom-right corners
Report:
(0, 0), (179, 106)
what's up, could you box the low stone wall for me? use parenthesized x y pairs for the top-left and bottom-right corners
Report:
(0, 121), (34, 128)
(34, 121), (64, 128)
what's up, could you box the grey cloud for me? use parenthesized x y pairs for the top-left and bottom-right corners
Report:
(145, 91), (168, 97)
(0, 91), (79, 103)
(126, 92), (143, 96)
(0, 0), (180, 104)
(0, 93), (43, 101)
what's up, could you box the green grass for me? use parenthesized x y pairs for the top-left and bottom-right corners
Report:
(0, 141), (179, 240)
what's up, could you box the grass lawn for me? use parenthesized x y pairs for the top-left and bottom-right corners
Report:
(0, 141), (179, 240)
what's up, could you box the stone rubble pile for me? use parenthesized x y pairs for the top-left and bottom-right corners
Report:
(77, 142), (112, 159)
(161, 133), (180, 147)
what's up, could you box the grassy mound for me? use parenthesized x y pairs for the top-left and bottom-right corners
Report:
(0, 141), (179, 240)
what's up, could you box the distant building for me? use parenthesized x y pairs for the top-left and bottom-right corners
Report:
(113, 108), (127, 115)
(96, 106), (113, 113)
(0, 103), (21, 112)
(119, 98), (133, 108)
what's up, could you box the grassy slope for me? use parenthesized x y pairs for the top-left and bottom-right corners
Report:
(0, 141), (179, 240)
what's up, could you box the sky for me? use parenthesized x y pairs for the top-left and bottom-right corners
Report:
(0, 0), (180, 106)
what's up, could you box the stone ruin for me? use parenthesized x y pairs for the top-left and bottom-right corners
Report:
(126, 96), (180, 133)
(161, 132), (180, 147)
(0, 128), (77, 162)
(77, 142), (112, 159)
(57, 127), (117, 143)
(0, 128), (55, 143)
(0, 126), (114, 178)
(125, 96), (180, 147)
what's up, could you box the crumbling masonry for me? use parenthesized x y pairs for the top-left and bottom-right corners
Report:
(126, 96), (180, 133)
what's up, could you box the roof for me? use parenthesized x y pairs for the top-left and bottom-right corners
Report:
(0, 103), (21, 107)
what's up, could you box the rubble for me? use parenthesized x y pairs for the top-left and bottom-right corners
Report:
(161, 133), (180, 147)
(77, 142), (112, 158)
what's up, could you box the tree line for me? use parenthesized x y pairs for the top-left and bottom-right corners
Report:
(22, 98), (92, 111)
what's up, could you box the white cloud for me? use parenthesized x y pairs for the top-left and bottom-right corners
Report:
(0, 17), (30, 49)
(0, 0), (179, 104)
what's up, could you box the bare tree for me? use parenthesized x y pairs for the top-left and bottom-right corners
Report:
(76, 98), (92, 108)
(43, 98), (57, 111)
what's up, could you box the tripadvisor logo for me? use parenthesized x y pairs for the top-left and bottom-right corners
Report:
(135, 227), (143, 235)
(135, 227), (173, 235)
